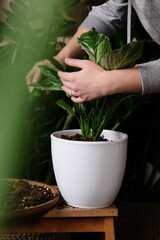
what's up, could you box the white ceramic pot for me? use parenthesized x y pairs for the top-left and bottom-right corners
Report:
(51, 129), (128, 209)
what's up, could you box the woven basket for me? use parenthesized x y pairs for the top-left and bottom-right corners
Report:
(115, 202), (160, 240)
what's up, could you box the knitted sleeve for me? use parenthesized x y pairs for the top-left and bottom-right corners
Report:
(79, 0), (128, 37)
(137, 59), (160, 94)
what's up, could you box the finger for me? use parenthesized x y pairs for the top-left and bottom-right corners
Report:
(26, 67), (37, 92)
(43, 60), (53, 67)
(32, 67), (42, 84)
(58, 71), (75, 82)
(26, 67), (36, 85)
(61, 79), (73, 89)
(29, 67), (42, 93)
(71, 96), (86, 103)
(64, 58), (86, 69)
(62, 86), (77, 97)
(36, 59), (54, 68)
(62, 86), (72, 96)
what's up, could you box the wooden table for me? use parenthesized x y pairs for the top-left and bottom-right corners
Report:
(1, 200), (118, 240)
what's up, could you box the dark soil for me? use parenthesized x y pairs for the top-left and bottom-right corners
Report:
(0, 180), (57, 212)
(60, 133), (109, 141)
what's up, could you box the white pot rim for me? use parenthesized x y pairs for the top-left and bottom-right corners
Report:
(50, 129), (128, 146)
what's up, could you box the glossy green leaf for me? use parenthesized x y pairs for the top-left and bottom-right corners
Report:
(78, 28), (112, 63)
(39, 65), (60, 81)
(57, 99), (76, 116)
(96, 36), (112, 63)
(51, 58), (64, 71)
(27, 65), (63, 91)
(100, 41), (144, 70)
(30, 77), (62, 91)
(73, 102), (87, 116)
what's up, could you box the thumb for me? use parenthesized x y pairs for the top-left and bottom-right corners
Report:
(65, 58), (85, 69)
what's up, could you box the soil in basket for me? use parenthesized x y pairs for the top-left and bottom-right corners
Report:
(60, 133), (109, 141)
(0, 180), (57, 212)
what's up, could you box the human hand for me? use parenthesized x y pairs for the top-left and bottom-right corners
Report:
(26, 55), (66, 93)
(26, 59), (55, 93)
(58, 58), (107, 103)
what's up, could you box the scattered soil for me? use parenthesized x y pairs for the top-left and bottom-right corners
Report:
(60, 133), (109, 142)
(0, 180), (57, 212)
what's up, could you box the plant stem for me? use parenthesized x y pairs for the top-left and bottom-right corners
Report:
(62, 113), (74, 130)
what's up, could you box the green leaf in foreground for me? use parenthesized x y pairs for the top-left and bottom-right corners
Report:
(30, 78), (62, 91)
(57, 99), (76, 116)
(100, 41), (144, 70)
(29, 65), (63, 91)
(38, 65), (59, 80)
(51, 58), (64, 71)
(78, 28), (112, 63)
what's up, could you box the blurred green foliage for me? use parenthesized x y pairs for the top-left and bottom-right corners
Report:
(0, 0), (81, 183)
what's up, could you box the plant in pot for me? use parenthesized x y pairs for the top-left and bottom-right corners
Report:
(30, 28), (144, 208)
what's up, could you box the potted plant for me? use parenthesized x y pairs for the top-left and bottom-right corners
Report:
(30, 28), (143, 208)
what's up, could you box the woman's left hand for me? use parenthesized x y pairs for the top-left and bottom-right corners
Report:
(58, 58), (106, 103)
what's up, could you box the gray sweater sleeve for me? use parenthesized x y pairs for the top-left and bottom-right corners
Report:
(137, 59), (160, 94)
(79, 0), (128, 37)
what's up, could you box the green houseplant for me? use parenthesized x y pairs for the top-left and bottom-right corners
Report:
(31, 28), (144, 140)
(29, 28), (144, 208)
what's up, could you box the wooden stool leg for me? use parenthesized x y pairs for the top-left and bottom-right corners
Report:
(104, 217), (115, 240)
